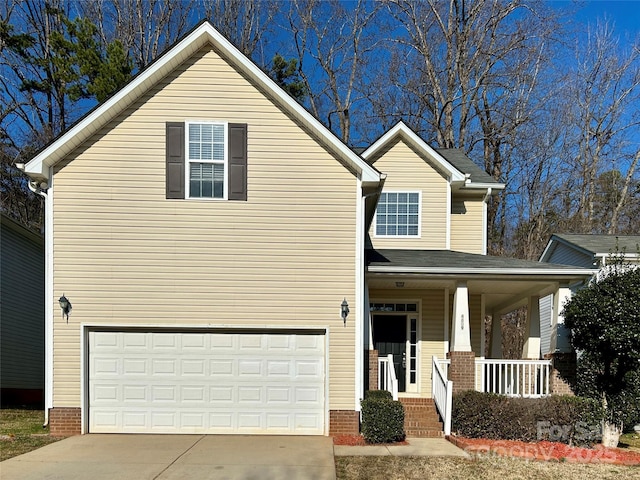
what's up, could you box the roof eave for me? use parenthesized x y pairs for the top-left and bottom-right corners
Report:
(368, 265), (597, 278)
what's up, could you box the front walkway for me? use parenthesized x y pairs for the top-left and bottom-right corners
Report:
(334, 438), (469, 457)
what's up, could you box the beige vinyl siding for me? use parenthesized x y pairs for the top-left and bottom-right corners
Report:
(369, 289), (446, 398)
(450, 197), (485, 254)
(368, 140), (448, 249)
(52, 46), (357, 409)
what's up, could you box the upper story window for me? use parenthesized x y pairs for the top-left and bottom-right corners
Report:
(187, 122), (227, 199)
(165, 121), (247, 201)
(375, 191), (421, 237)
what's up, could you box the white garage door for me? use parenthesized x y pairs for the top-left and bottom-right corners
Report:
(88, 330), (325, 434)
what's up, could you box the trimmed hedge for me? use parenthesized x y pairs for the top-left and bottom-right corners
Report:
(361, 392), (405, 444)
(364, 390), (394, 401)
(452, 391), (604, 446)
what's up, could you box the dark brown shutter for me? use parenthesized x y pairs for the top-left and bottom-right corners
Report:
(166, 122), (185, 199)
(228, 123), (247, 201)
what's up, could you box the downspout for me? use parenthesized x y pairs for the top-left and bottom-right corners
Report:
(482, 188), (492, 255)
(357, 187), (385, 408)
(28, 177), (53, 427)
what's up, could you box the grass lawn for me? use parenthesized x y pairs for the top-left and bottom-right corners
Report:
(621, 432), (640, 451)
(0, 409), (60, 461)
(336, 456), (640, 480)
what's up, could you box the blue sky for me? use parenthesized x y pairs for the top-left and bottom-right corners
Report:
(555, 0), (640, 37)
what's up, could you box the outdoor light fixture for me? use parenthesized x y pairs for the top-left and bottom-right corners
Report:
(341, 298), (349, 326)
(58, 294), (72, 322)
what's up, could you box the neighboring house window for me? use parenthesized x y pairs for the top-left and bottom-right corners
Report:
(375, 192), (420, 237)
(187, 122), (226, 199)
(165, 122), (247, 201)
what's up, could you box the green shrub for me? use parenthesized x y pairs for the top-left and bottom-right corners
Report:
(452, 391), (604, 446)
(361, 393), (405, 444)
(364, 390), (393, 401)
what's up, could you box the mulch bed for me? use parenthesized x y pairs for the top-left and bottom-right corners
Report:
(449, 436), (640, 466)
(333, 434), (408, 446)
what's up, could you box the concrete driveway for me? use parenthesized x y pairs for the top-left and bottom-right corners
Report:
(0, 434), (336, 480)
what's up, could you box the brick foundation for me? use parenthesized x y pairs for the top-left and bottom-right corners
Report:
(365, 349), (379, 392)
(329, 410), (359, 436)
(447, 351), (476, 393)
(49, 407), (81, 436)
(544, 352), (576, 395)
(48, 407), (360, 437)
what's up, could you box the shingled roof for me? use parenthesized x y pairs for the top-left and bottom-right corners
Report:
(550, 234), (640, 256)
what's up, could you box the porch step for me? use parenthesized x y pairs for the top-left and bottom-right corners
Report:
(399, 398), (444, 438)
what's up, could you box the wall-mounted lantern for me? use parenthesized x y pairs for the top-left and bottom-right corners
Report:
(341, 298), (349, 326)
(58, 294), (72, 322)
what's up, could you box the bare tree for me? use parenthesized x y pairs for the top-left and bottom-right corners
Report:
(200, 0), (280, 59)
(284, 0), (383, 144)
(559, 21), (640, 234)
(378, 0), (564, 253)
(82, 0), (193, 70)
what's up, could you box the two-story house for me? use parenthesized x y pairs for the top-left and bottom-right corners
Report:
(21, 21), (595, 437)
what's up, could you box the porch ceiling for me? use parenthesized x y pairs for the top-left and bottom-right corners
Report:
(367, 276), (555, 312)
(366, 249), (597, 314)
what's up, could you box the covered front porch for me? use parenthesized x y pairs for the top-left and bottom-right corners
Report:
(364, 249), (595, 434)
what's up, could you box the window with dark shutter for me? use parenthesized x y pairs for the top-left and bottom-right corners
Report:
(228, 123), (247, 201)
(166, 122), (185, 199)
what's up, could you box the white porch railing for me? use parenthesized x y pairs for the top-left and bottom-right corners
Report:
(437, 358), (450, 379)
(377, 354), (399, 400)
(432, 356), (453, 435)
(475, 359), (551, 398)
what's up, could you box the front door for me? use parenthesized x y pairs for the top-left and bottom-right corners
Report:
(373, 314), (407, 392)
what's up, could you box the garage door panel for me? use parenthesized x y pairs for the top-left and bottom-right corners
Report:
(89, 330), (325, 434)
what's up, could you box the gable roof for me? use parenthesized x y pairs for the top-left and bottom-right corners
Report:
(540, 234), (640, 263)
(22, 21), (382, 185)
(360, 121), (504, 190)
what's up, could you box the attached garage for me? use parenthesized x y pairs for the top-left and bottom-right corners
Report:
(87, 329), (326, 435)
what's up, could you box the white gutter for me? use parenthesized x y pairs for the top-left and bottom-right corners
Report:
(461, 182), (506, 190)
(28, 172), (54, 427)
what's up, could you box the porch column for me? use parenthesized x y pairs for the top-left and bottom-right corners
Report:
(489, 311), (502, 358)
(448, 282), (475, 392)
(450, 282), (471, 352)
(522, 295), (541, 359)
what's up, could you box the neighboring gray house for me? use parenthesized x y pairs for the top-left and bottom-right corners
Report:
(0, 213), (45, 407)
(539, 234), (640, 357)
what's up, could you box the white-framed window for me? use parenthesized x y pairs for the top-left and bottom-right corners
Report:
(375, 191), (421, 237)
(186, 121), (227, 199)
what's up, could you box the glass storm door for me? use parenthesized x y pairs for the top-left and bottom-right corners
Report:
(372, 314), (419, 393)
(373, 314), (406, 392)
